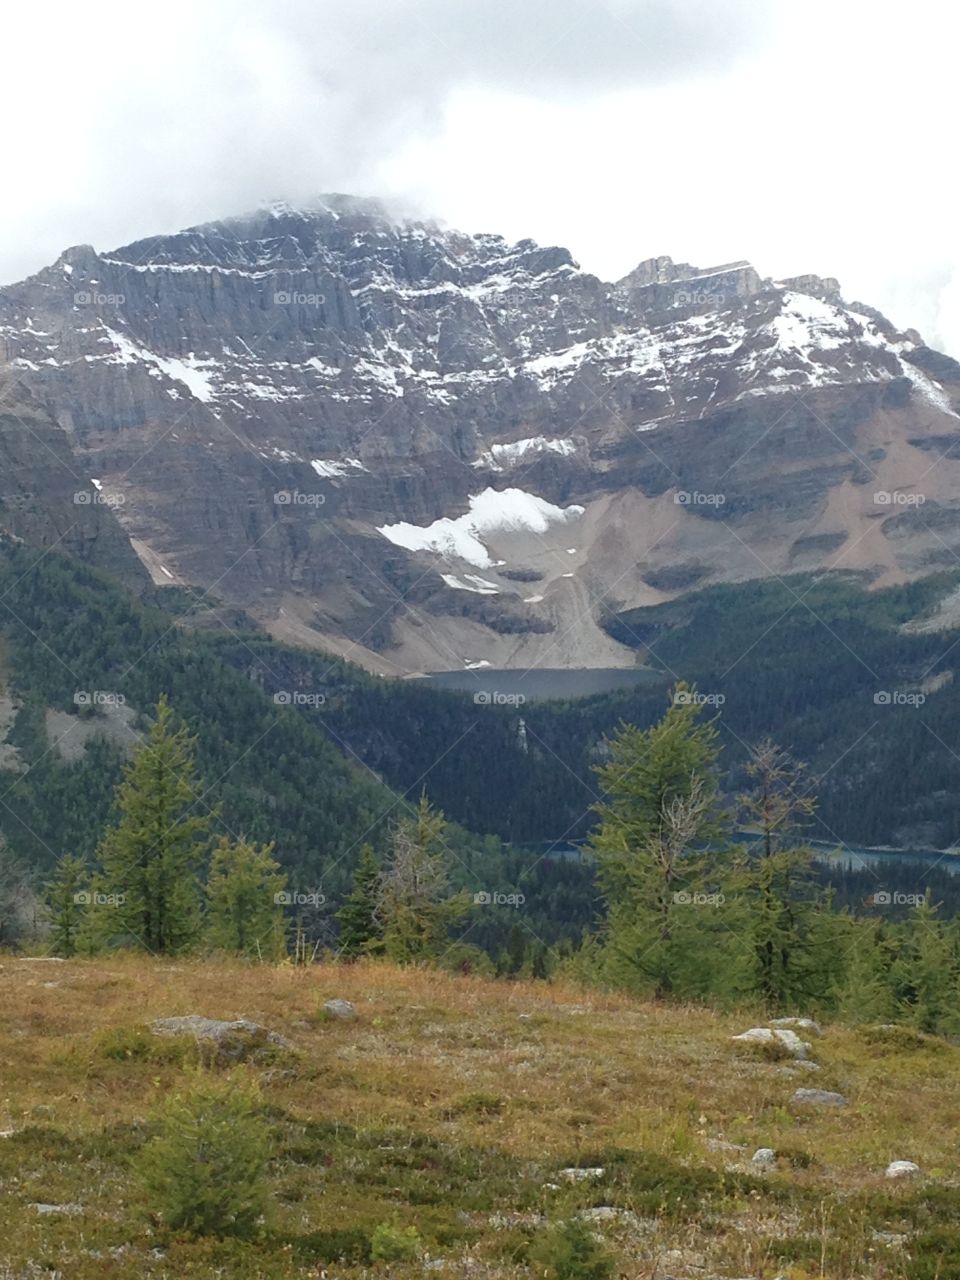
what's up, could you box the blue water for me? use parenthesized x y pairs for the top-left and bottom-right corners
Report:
(426, 667), (666, 701)
(535, 834), (960, 875)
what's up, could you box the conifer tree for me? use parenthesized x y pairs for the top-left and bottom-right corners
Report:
(336, 844), (384, 959)
(44, 853), (88, 957)
(206, 836), (287, 960)
(379, 795), (467, 964)
(135, 1071), (270, 1238)
(892, 898), (959, 1034)
(591, 685), (724, 998)
(735, 739), (822, 1009)
(833, 916), (898, 1024)
(84, 696), (210, 954)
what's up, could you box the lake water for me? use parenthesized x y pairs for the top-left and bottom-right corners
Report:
(735, 831), (960, 875)
(536, 834), (960, 875)
(425, 667), (667, 701)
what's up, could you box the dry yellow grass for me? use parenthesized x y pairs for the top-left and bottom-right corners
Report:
(0, 954), (957, 1278)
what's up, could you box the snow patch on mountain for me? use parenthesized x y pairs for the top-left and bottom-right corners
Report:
(473, 436), (577, 470)
(378, 488), (584, 569)
(441, 573), (501, 594)
(310, 458), (366, 478)
(100, 326), (217, 403)
(894, 351), (960, 418)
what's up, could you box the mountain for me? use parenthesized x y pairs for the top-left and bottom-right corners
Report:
(2, 194), (960, 673)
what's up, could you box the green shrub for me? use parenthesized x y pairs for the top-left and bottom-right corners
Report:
(292, 1227), (374, 1265)
(370, 1221), (422, 1262)
(529, 1219), (614, 1280)
(776, 1145), (817, 1170)
(134, 1071), (270, 1238)
(861, 1023), (942, 1054)
(907, 1227), (960, 1279)
(443, 1092), (504, 1118)
(96, 1026), (191, 1065)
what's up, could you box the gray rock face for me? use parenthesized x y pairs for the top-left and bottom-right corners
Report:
(792, 1088), (848, 1107)
(2, 195), (959, 672)
(0, 375), (146, 586)
(150, 1015), (294, 1062)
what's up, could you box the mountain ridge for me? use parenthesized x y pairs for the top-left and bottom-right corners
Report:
(2, 197), (959, 674)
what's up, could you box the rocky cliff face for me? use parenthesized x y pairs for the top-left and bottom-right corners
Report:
(0, 374), (147, 585)
(1, 194), (958, 673)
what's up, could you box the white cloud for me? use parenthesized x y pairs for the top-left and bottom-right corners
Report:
(1, 0), (958, 354)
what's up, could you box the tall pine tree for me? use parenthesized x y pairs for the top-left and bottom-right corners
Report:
(206, 837), (287, 960)
(84, 696), (210, 954)
(734, 739), (822, 1010)
(379, 795), (467, 964)
(591, 686), (725, 998)
(44, 853), (88, 957)
(336, 844), (384, 959)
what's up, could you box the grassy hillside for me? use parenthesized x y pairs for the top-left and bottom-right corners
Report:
(1, 955), (958, 1278)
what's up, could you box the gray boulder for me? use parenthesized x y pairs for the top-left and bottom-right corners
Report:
(732, 1027), (811, 1059)
(885, 1160), (920, 1179)
(150, 1015), (294, 1063)
(558, 1167), (604, 1183)
(770, 1017), (823, 1037)
(751, 1148), (777, 1169)
(323, 998), (357, 1020)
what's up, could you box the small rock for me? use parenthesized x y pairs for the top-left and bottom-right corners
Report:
(323, 998), (357, 1019)
(732, 1027), (811, 1059)
(704, 1137), (746, 1153)
(33, 1202), (82, 1215)
(885, 1160), (920, 1179)
(489, 1212), (544, 1229)
(770, 1017), (823, 1037)
(872, 1230), (908, 1246)
(576, 1207), (656, 1232)
(558, 1167), (604, 1182)
(777, 1061), (822, 1077)
(259, 1067), (298, 1084)
(751, 1148), (777, 1169)
(792, 1087), (847, 1107)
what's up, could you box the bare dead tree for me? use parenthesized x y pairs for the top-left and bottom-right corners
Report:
(739, 738), (817, 858)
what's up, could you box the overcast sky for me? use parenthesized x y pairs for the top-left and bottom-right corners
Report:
(5, 0), (959, 352)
